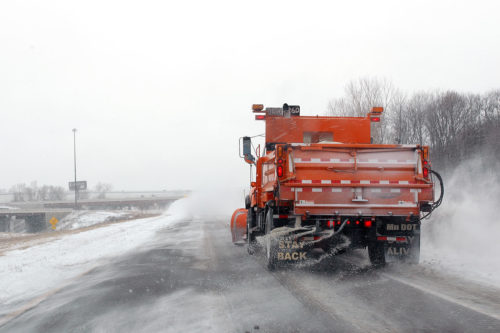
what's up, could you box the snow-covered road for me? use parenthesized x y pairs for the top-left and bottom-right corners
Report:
(1, 191), (500, 332)
(1, 207), (500, 332)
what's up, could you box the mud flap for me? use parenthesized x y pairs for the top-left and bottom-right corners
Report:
(385, 232), (420, 264)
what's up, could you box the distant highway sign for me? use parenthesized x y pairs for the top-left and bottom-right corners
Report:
(69, 181), (87, 191)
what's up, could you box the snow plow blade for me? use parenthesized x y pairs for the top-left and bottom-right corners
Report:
(230, 208), (247, 244)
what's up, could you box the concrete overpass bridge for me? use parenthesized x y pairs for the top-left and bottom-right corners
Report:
(0, 194), (185, 233)
(0, 209), (72, 233)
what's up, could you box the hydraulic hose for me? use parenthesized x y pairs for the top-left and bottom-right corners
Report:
(430, 169), (444, 210)
(420, 169), (444, 221)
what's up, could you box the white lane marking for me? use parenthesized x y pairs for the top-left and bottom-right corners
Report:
(336, 254), (500, 322)
(381, 273), (500, 321)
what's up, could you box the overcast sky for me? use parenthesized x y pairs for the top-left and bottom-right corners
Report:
(0, 0), (499, 191)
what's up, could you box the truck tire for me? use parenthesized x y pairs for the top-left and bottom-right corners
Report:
(247, 208), (257, 255)
(265, 208), (278, 270)
(368, 242), (385, 266)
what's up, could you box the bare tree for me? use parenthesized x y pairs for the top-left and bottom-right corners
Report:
(37, 185), (50, 201)
(9, 183), (26, 202)
(94, 182), (113, 199)
(326, 79), (499, 171)
(327, 77), (401, 143)
(47, 186), (66, 201)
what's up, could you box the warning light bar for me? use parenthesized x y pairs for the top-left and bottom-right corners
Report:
(255, 115), (266, 120)
(252, 104), (264, 112)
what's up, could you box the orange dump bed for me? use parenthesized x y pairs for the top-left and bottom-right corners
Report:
(273, 143), (433, 217)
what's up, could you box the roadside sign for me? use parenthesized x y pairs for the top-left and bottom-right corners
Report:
(69, 181), (87, 191)
(49, 217), (59, 230)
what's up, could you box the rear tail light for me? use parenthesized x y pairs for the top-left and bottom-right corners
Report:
(423, 167), (429, 178)
(422, 159), (430, 178)
(327, 220), (334, 228)
(364, 220), (372, 228)
(355, 220), (360, 225)
(255, 115), (266, 120)
(277, 165), (283, 177)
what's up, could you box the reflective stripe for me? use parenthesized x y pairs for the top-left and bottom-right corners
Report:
(294, 158), (416, 165)
(295, 203), (417, 208)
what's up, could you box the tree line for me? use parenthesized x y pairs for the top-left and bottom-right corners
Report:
(6, 181), (113, 202)
(327, 78), (500, 171)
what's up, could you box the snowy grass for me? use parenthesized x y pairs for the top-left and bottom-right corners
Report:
(0, 211), (184, 312)
(57, 210), (133, 230)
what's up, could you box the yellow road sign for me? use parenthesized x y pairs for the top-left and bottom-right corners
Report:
(49, 217), (59, 230)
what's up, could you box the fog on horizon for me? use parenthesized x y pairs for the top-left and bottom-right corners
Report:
(1, 0), (499, 191)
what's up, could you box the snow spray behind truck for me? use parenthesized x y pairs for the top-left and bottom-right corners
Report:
(231, 104), (443, 269)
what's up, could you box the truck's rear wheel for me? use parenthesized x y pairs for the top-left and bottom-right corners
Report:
(368, 242), (385, 266)
(265, 208), (278, 270)
(247, 208), (257, 255)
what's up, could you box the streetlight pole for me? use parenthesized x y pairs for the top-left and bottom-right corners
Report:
(73, 128), (78, 210)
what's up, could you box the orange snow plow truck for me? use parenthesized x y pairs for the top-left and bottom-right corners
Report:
(231, 104), (443, 269)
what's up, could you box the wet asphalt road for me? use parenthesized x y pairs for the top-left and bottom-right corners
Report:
(1, 218), (500, 333)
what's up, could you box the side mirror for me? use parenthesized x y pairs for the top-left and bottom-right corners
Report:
(242, 136), (255, 164)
